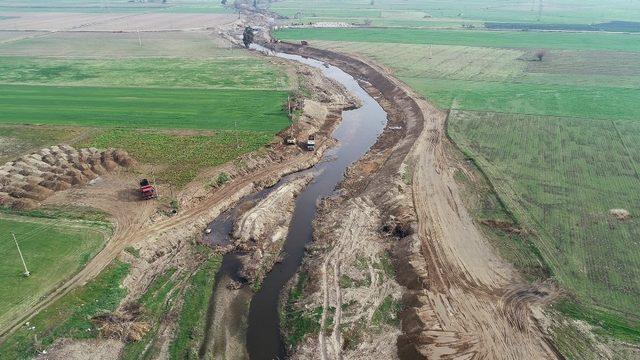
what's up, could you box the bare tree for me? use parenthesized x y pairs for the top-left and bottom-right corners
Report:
(534, 49), (548, 61)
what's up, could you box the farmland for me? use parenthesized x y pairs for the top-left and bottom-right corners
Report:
(275, 11), (640, 347)
(0, 84), (289, 132)
(271, 0), (640, 27)
(0, 214), (109, 332)
(83, 129), (275, 186)
(276, 27), (640, 52)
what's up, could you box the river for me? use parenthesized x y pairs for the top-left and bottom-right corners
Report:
(203, 46), (388, 359)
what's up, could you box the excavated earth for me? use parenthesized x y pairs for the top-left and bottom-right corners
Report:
(0, 145), (134, 210)
(270, 42), (563, 359)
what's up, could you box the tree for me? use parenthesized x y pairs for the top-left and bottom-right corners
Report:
(243, 26), (255, 48)
(534, 49), (548, 61)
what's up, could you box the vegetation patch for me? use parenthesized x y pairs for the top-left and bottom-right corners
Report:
(121, 268), (182, 360)
(282, 272), (323, 347)
(83, 129), (275, 187)
(449, 110), (640, 318)
(0, 261), (130, 359)
(371, 296), (401, 329)
(276, 27), (640, 52)
(169, 251), (222, 360)
(553, 300), (640, 344)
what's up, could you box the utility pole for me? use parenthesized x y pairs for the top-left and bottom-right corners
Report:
(12, 233), (30, 277)
(137, 29), (142, 47)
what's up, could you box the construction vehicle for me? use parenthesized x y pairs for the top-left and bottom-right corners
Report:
(285, 135), (296, 145)
(139, 179), (157, 200)
(306, 135), (316, 151)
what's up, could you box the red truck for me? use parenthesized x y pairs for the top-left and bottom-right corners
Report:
(139, 179), (157, 200)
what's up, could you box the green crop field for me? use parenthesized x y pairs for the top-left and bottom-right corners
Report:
(271, 0), (640, 26)
(0, 84), (289, 132)
(83, 129), (275, 186)
(449, 111), (640, 315)
(276, 28), (640, 52)
(0, 215), (108, 331)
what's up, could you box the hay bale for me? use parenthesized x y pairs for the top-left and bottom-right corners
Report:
(102, 159), (118, 172)
(91, 163), (106, 175)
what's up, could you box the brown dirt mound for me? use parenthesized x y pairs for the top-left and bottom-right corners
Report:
(12, 198), (38, 210)
(112, 150), (136, 167)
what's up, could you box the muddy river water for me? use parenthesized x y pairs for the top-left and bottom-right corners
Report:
(203, 47), (388, 359)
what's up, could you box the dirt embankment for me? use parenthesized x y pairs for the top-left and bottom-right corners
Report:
(269, 43), (562, 359)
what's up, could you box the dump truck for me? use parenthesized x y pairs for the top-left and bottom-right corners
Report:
(306, 135), (316, 151)
(139, 179), (157, 200)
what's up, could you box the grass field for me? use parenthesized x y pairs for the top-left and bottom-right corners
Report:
(0, 261), (129, 359)
(84, 129), (275, 186)
(276, 28), (640, 52)
(0, 215), (109, 332)
(0, 57), (290, 90)
(271, 0), (640, 26)
(0, 84), (290, 131)
(449, 111), (640, 317)
(0, 124), (84, 162)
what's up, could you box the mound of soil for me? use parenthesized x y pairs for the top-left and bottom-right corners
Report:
(0, 145), (134, 210)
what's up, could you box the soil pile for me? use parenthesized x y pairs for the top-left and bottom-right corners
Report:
(0, 145), (134, 209)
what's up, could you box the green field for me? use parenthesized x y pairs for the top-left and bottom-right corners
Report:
(0, 261), (129, 359)
(0, 215), (109, 331)
(450, 111), (640, 316)
(0, 57), (290, 90)
(83, 129), (275, 186)
(276, 28), (640, 52)
(0, 84), (289, 132)
(271, 0), (640, 26)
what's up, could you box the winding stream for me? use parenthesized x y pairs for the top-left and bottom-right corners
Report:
(203, 47), (388, 359)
